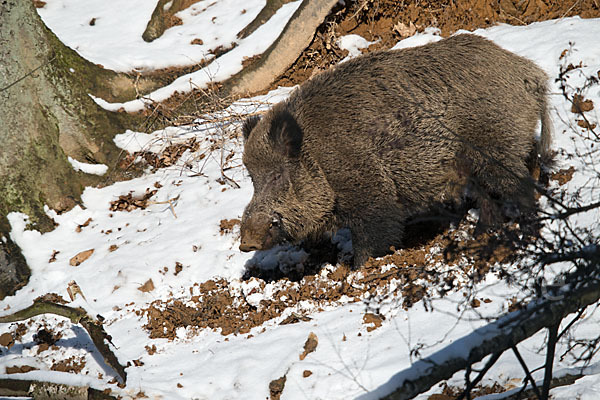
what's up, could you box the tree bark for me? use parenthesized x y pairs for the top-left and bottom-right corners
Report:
(0, 1), (136, 297)
(142, 0), (200, 42)
(236, 0), (296, 40)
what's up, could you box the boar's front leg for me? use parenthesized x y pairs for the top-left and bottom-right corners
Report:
(349, 209), (406, 267)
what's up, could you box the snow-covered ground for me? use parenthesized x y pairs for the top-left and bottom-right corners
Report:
(1, 3), (600, 399)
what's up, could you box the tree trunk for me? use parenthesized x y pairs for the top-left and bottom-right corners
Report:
(0, 0), (133, 298)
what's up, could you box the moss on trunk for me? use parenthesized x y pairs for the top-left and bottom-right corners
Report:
(0, 0), (142, 298)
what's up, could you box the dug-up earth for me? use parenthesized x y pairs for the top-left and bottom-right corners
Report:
(142, 217), (521, 340)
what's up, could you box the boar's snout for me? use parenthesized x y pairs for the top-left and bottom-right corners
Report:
(239, 211), (284, 252)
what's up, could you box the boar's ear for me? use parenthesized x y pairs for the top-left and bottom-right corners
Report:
(268, 110), (303, 158)
(242, 115), (261, 140)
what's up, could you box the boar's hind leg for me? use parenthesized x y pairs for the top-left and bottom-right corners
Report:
(350, 210), (405, 267)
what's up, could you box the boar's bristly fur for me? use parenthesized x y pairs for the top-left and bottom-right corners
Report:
(239, 34), (552, 267)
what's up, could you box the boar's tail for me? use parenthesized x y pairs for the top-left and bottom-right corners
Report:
(537, 80), (554, 166)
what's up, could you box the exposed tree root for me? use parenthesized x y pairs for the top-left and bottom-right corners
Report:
(0, 300), (127, 384)
(226, 0), (339, 96)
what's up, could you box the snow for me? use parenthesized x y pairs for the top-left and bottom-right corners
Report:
(90, 1), (302, 113)
(337, 34), (379, 60)
(2, 5), (600, 400)
(67, 157), (108, 176)
(37, 0), (267, 72)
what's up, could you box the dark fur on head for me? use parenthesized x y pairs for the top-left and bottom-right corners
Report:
(242, 115), (261, 140)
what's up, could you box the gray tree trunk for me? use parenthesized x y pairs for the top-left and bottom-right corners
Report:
(0, 0), (133, 298)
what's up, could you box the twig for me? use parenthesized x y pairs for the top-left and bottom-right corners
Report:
(511, 345), (542, 399)
(456, 352), (502, 400)
(147, 195), (180, 218)
(541, 323), (560, 399)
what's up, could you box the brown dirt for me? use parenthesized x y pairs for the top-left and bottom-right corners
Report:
(34, 293), (68, 304)
(34, 328), (61, 346)
(141, 216), (529, 339)
(219, 218), (241, 235)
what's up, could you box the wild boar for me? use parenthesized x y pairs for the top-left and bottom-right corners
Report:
(239, 33), (552, 266)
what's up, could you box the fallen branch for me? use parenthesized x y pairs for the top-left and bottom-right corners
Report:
(0, 300), (127, 383)
(0, 379), (118, 399)
(359, 266), (600, 400)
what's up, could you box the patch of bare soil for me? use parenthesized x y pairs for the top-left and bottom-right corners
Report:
(141, 216), (529, 339)
(34, 293), (68, 305)
(268, 0), (600, 89)
(219, 219), (241, 235)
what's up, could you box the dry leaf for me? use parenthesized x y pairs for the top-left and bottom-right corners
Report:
(69, 249), (94, 266)
(67, 280), (86, 301)
(363, 313), (384, 332)
(393, 21), (416, 37)
(571, 94), (594, 113)
(138, 279), (155, 293)
(75, 217), (92, 233)
(0, 332), (14, 348)
(299, 332), (318, 360)
(577, 119), (596, 130)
